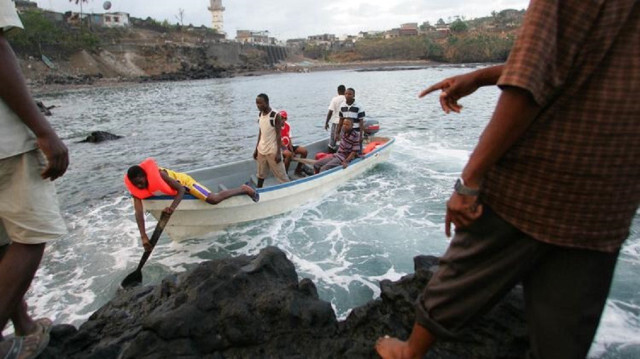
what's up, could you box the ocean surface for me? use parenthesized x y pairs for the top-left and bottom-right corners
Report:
(8, 66), (639, 357)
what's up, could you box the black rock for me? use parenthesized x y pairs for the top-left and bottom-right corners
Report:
(78, 131), (123, 143)
(42, 246), (528, 358)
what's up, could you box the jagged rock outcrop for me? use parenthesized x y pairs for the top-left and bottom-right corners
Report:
(40, 246), (528, 358)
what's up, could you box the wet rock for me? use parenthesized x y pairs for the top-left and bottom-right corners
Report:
(36, 100), (56, 116)
(78, 131), (123, 143)
(42, 247), (528, 358)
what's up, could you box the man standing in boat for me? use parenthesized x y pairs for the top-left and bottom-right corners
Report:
(324, 85), (346, 152)
(253, 93), (289, 188)
(336, 88), (365, 153)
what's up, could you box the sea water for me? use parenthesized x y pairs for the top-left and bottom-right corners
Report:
(9, 66), (639, 358)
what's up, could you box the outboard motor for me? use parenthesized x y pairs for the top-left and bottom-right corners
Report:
(363, 119), (380, 138)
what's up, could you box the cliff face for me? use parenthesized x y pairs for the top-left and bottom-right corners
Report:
(17, 27), (291, 86)
(40, 246), (528, 359)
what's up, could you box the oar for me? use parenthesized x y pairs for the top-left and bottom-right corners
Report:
(120, 212), (171, 288)
(290, 156), (317, 165)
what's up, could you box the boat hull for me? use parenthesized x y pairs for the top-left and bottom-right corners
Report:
(142, 137), (394, 241)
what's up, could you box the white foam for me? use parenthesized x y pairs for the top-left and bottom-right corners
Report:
(590, 299), (640, 357)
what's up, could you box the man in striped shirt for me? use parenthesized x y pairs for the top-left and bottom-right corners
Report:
(314, 118), (361, 173)
(336, 88), (365, 151)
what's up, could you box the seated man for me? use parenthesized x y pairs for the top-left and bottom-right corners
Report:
(313, 118), (361, 173)
(124, 158), (258, 251)
(279, 110), (310, 177)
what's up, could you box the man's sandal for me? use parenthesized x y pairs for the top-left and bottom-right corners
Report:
(1, 330), (49, 359)
(16, 318), (53, 338)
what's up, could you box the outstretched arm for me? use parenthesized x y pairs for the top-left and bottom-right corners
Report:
(0, 31), (68, 180)
(133, 197), (152, 251)
(419, 65), (504, 114)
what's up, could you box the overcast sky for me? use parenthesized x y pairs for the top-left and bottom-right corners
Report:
(34, 0), (530, 40)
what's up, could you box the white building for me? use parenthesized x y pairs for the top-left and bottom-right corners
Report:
(208, 0), (225, 35)
(103, 12), (130, 28)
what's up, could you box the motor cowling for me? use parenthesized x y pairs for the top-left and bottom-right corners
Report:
(363, 119), (380, 136)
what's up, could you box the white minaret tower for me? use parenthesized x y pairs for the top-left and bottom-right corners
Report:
(208, 0), (225, 35)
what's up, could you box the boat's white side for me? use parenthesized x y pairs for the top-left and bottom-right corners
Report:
(142, 137), (394, 241)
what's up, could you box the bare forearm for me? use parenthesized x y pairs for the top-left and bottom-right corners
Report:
(471, 64), (504, 88)
(325, 111), (333, 125)
(462, 86), (540, 187)
(169, 189), (185, 211)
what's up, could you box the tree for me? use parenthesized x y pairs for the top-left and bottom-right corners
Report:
(436, 18), (445, 26)
(450, 19), (468, 33)
(175, 8), (185, 26)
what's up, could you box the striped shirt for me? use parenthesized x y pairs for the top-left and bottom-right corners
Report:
(482, 0), (640, 253)
(339, 101), (365, 129)
(335, 129), (361, 161)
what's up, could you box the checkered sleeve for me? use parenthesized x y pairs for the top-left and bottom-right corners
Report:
(498, 0), (606, 106)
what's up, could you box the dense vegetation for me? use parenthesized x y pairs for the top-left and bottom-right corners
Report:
(303, 10), (523, 63)
(6, 10), (218, 60)
(7, 10), (110, 58)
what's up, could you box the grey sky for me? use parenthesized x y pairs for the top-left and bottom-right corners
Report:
(34, 0), (530, 40)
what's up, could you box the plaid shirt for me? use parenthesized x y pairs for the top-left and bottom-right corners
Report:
(335, 129), (361, 162)
(482, 0), (640, 252)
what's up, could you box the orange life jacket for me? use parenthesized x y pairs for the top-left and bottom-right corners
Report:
(363, 141), (385, 154)
(123, 158), (177, 199)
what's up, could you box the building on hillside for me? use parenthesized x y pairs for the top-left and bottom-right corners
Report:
(400, 23), (418, 31)
(358, 31), (384, 39)
(308, 34), (336, 42)
(64, 11), (130, 28)
(103, 12), (130, 27)
(286, 38), (306, 48)
(385, 28), (400, 39)
(42, 10), (64, 23)
(306, 34), (335, 48)
(208, 0), (225, 36)
(236, 30), (270, 44)
(13, 0), (38, 12)
(435, 22), (450, 35)
(399, 23), (418, 36)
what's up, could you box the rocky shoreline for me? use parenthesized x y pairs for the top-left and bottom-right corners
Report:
(26, 60), (457, 95)
(39, 246), (528, 358)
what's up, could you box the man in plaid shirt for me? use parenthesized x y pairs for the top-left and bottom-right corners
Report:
(377, 1), (639, 358)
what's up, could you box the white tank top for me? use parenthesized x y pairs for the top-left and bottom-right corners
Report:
(257, 110), (279, 155)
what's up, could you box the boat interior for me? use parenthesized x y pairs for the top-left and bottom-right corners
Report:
(187, 136), (390, 194)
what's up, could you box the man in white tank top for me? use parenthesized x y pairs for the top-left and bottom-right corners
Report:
(253, 93), (289, 187)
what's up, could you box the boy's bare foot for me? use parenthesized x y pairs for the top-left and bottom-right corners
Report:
(242, 184), (260, 203)
(375, 336), (417, 359)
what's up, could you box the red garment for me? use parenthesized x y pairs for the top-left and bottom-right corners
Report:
(281, 122), (291, 147)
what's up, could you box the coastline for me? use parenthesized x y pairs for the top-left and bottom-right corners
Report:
(27, 60), (474, 96)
